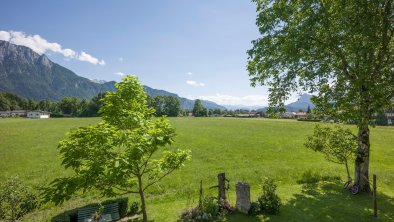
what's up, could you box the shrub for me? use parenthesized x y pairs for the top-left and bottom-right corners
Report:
(258, 178), (281, 215)
(0, 178), (39, 221)
(248, 201), (260, 216)
(201, 196), (219, 217)
(178, 196), (219, 221)
(129, 201), (139, 215)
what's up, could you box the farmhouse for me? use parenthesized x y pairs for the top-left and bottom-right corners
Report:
(295, 112), (308, 119)
(0, 110), (27, 117)
(280, 112), (296, 118)
(27, 111), (50, 118)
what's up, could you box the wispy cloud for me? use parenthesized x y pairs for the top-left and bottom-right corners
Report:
(186, 72), (193, 75)
(0, 30), (105, 66)
(119, 57), (124, 62)
(114, 72), (126, 76)
(186, 80), (205, 87)
(189, 93), (269, 106)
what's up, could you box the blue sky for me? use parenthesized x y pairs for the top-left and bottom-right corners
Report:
(0, 0), (297, 106)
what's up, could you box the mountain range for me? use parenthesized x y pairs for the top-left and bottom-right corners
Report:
(0, 40), (225, 110)
(224, 94), (315, 112)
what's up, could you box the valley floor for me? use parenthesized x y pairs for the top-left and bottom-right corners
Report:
(0, 117), (393, 221)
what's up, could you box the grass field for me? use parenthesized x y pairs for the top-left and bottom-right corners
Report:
(0, 117), (393, 221)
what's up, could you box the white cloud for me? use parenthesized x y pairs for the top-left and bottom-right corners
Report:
(186, 80), (205, 87)
(193, 93), (269, 106)
(0, 30), (105, 66)
(186, 72), (193, 75)
(119, 57), (124, 62)
(0, 31), (11, 41)
(114, 72), (126, 76)
(78, 51), (105, 66)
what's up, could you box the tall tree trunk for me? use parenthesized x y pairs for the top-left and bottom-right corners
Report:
(354, 125), (371, 192)
(345, 159), (350, 180)
(138, 175), (148, 222)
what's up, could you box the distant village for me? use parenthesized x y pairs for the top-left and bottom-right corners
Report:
(0, 110), (50, 118)
(1, 109), (394, 125)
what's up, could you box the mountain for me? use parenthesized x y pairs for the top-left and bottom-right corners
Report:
(143, 85), (225, 110)
(223, 105), (265, 111)
(0, 40), (225, 110)
(0, 40), (117, 100)
(285, 94), (315, 112)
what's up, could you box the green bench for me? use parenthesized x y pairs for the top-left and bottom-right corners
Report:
(77, 202), (119, 222)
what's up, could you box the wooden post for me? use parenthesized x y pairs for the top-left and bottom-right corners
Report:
(218, 173), (226, 200)
(198, 180), (203, 209)
(373, 174), (377, 218)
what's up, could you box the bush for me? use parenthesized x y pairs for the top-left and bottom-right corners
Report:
(258, 178), (281, 215)
(201, 196), (219, 217)
(248, 201), (260, 216)
(129, 201), (139, 215)
(178, 196), (219, 221)
(0, 178), (39, 221)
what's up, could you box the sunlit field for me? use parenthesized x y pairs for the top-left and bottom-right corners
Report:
(0, 117), (393, 221)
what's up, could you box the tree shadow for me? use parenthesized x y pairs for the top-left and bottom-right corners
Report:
(277, 182), (394, 222)
(219, 181), (394, 222)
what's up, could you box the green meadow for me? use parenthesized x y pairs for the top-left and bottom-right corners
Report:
(0, 117), (393, 221)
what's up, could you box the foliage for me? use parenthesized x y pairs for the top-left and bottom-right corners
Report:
(148, 95), (181, 117)
(129, 201), (139, 215)
(178, 195), (219, 221)
(258, 178), (281, 215)
(247, 0), (394, 191)
(305, 125), (358, 178)
(0, 178), (39, 222)
(248, 201), (261, 216)
(42, 75), (191, 222)
(201, 196), (219, 217)
(192, 100), (207, 117)
(92, 204), (104, 221)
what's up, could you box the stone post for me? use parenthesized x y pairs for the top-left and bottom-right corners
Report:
(236, 182), (251, 214)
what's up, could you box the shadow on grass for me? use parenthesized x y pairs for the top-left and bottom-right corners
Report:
(218, 182), (394, 222)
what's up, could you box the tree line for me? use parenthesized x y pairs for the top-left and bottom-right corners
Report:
(0, 92), (244, 117)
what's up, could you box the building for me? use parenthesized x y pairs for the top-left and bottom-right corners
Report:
(280, 112), (296, 118)
(0, 110), (27, 117)
(385, 109), (394, 125)
(295, 112), (308, 119)
(27, 111), (50, 118)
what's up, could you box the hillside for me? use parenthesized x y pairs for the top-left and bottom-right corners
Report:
(0, 40), (225, 110)
(285, 93), (315, 112)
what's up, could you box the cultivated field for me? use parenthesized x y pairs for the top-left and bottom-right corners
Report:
(0, 117), (393, 221)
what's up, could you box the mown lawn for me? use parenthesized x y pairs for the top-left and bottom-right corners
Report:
(0, 117), (393, 221)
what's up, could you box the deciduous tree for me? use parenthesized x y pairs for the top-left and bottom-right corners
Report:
(247, 0), (394, 191)
(43, 76), (191, 222)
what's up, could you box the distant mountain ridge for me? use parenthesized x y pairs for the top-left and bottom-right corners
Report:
(0, 40), (225, 110)
(285, 94), (315, 112)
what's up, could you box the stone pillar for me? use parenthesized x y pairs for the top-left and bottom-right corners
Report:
(236, 182), (251, 214)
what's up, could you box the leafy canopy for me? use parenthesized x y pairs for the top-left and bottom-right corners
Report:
(248, 0), (394, 124)
(43, 76), (191, 205)
(305, 125), (358, 165)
